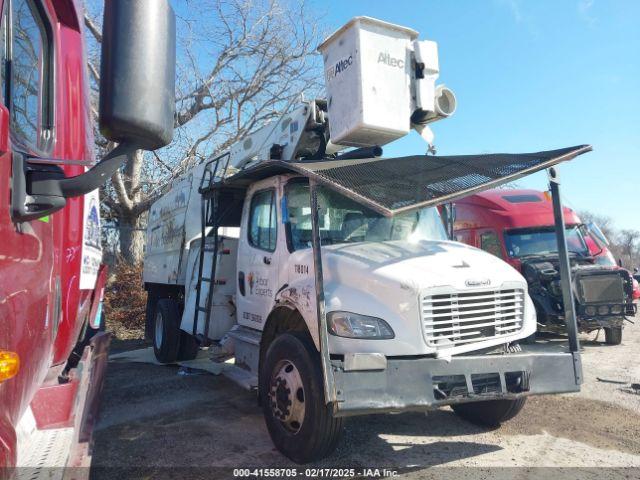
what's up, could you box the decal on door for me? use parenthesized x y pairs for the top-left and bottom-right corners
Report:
(242, 311), (262, 323)
(80, 190), (103, 289)
(247, 271), (273, 297)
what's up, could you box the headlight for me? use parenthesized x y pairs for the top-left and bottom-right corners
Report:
(610, 305), (623, 315)
(585, 306), (596, 316)
(327, 311), (395, 339)
(597, 305), (610, 316)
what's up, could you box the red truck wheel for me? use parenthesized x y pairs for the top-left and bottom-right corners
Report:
(452, 397), (527, 427)
(604, 326), (622, 345)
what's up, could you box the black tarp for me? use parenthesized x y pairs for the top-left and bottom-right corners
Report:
(203, 145), (592, 217)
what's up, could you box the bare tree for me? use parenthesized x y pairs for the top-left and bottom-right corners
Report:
(85, 0), (323, 264)
(617, 229), (640, 268)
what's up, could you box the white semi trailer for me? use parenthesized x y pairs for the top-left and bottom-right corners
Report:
(143, 17), (590, 463)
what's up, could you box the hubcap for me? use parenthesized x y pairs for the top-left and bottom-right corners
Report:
(154, 310), (164, 348)
(269, 359), (305, 434)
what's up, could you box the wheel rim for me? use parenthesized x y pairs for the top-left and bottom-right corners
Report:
(154, 310), (164, 348)
(268, 359), (306, 434)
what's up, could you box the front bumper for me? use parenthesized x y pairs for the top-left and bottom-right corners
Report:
(331, 350), (581, 417)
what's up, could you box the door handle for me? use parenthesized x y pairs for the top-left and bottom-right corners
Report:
(263, 256), (271, 265)
(238, 271), (245, 296)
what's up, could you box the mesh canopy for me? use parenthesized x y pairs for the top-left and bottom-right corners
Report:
(213, 145), (591, 217)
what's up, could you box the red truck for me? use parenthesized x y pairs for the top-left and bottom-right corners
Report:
(452, 189), (636, 344)
(0, 0), (175, 470)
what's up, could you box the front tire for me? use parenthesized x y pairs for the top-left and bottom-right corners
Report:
(452, 397), (527, 427)
(260, 332), (344, 463)
(604, 326), (622, 345)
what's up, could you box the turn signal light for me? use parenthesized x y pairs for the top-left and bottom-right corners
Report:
(0, 351), (19, 382)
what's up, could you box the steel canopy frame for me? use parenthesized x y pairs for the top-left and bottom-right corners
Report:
(200, 144), (591, 405)
(202, 145), (592, 218)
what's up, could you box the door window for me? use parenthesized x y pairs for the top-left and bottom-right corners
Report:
(248, 189), (277, 251)
(6, 0), (52, 151)
(480, 230), (504, 259)
(0, 3), (8, 105)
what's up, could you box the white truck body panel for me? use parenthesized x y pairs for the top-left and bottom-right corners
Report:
(182, 236), (238, 339)
(144, 164), (203, 285)
(143, 161), (237, 286)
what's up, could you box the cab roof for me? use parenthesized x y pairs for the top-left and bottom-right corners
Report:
(456, 188), (581, 230)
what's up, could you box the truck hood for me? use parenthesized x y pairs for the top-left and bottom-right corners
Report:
(321, 239), (526, 293)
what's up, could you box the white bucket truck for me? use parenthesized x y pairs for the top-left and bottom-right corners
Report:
(143, 17), (590, 463)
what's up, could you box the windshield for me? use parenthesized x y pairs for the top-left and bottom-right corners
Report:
(285, 182), (447, 250)
(504, 226), (589, 258)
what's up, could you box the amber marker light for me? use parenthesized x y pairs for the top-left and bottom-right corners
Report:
(0, 351), (19, 382)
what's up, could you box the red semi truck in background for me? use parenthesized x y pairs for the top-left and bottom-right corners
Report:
(0, 0), (176, 471)
(452, 189), (637, 344)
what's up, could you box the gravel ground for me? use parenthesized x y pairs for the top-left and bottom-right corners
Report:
(90, 317), (640, 479)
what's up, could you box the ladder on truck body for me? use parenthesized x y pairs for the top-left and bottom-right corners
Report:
(192, 152), (232, 339)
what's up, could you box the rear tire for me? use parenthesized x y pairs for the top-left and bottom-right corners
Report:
(178, 331), (200, 360)
(260, 332), (344, 463)
(153, 298), (181, 363)
(452, 397), (527, 427)
(145, 291), (158, 341)
(604, 326), (622, 345)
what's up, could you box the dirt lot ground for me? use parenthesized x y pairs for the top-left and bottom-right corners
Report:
(91, 318), (640, 479)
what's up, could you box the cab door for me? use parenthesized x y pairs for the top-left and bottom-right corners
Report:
(478, 229), (506, 260)
(0, 0), (58, 437)
(236, 181), (280, 329)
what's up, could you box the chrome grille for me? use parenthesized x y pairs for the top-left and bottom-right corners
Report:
(421, 289), (525, 348)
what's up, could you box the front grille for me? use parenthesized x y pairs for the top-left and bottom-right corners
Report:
(421, 288), (525, 348)
(576, 274), (624, 304)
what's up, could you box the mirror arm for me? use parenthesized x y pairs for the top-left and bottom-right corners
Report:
(54, 142), (139, 197)
(11, 142), (139, 222)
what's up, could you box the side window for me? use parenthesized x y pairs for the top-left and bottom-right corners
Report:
(248, 189), (277, 251)
(9, 0), (52, 150)
(0, 2), (7, 105)
(480, 230), (504, 259)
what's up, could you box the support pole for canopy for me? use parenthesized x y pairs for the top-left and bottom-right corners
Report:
(548, 167), (583, 385)
(309, 179), (337, 404)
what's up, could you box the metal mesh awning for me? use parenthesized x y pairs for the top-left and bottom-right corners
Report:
(209, 144), (591, 217)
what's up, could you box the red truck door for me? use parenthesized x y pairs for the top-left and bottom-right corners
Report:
(0, 0), (60, 463)
(477, 229), (506, 260)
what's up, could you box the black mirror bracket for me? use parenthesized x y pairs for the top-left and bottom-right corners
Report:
(11, 142), (139, 222)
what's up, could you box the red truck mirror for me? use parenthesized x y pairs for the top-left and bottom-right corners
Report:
(11, 0), (176, 222)
(99, 0), (176, 150)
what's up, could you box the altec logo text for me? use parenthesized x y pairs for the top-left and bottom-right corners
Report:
(326, 55), (353, 80)
(378, 52), (404, 69)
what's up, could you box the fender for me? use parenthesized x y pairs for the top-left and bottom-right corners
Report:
(274, 280), (319, 350)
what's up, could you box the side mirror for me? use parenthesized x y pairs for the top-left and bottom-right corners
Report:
(99, 0), (176, 150)
(585, 221), (610, 247)
(12, 0), (176, 222)
(442, 203), (456, 240)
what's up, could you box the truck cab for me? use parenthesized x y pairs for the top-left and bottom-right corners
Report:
(232, 175), (535, 357)
(454, 189), (636, 344)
